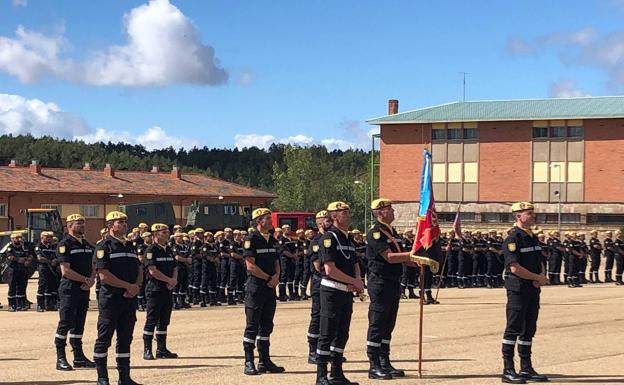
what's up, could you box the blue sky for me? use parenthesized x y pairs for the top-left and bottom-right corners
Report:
(1, 0), (623, 150)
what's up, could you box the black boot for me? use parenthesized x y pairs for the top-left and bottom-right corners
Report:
(95, 357), (108, 384)
(519, 367), (549, 382)
(316, 362), (331, 385)
(56, 347), (73, 371)
(181, 293), (191, 308)
(257, 339), (285, 373)
(227, 292), (236, 305)
(156, 333), (178, 359)
(424, 291), (439, 305)
(329, 353), (358, 384)
(143, 336), (154, 360)
(37, 294), (45, 311)
(278, 284), (288, 302)
(407, 287), (418, 299)
(209, 292), (221, 306)
(200, 292), (207, 307)
(192, 289), (200, 305)
(307, 337), (318, 364)
(117, 362), (141, 385)
(502, 357), (525, 384)
(379, 353), (404, 378)
(72, 344), (96, 368)
(237, 291), (245, 304)
(173, 294), (181, 310)
(518, 344), (548, 382)
(367, 352), (392, 380)
(593, 271), (602, 283)
(243, 342), (258, 375)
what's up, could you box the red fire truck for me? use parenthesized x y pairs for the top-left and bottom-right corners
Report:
(271, 211), (316, 230)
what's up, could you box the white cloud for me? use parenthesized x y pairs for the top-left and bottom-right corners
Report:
(234, 134), (277, 150)
(0, 93), (194, 150)
(12, 0), (27, 7)
(549, 79), (591, 98)
(0, 0), (228, 86)
(279, 134), (314, 146)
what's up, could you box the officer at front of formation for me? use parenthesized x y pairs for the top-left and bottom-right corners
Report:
(54, 214), (96, 371)
(316, 201), (363, 385)
(93, 211), (143, 385)
(500, 202), (548, 384)
(143, 223), (178, 361)
(241, 208), (285, 376)
(365, 199), (416, 380)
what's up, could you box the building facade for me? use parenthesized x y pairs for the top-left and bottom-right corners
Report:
(0, 162), (274, 241)
(367, 96), (624, 231)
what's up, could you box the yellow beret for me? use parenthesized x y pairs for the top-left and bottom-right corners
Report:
(304, 229), (313, 236)
(351, 229), (361, 234)
(205, 231), (214, 237)
(151, 223), (168, 232)
(497, 231), (503, 235)
(183, 237), (189, 241)
(10, 231), (24, 239)
(605, 230), (613, 235)
(214, 231), (223, 237)
(173, 225), (182, 230)
(241, 231), (247, 235)
(224, 227), (233, 232)
(370, 198), (392, 210)
(327, 201), (350, 212)
(233, 229), (241, 234)
(173, 232), (184, 237)
(132, 227), (139, 233)
(252, 208), (271, 220)
(296, 229), (304, 234)
(188, 230), (196, 236)
(194, 227), (205, 233)
(589, 230), (597, 235)
(139, 223), (148, 228)
(489, 229), (497, 233)
(316, 210), (328, 219)
(281, 224), (291, 229)
(66, 213), (85, 222)
(275, 228), (283, 232)
(127, 232), (134, 238)
(247, 227), (255, 233)
(105, 211), (127, 221)
(511, 202), (534, 212)
(141, 232), (152, 238)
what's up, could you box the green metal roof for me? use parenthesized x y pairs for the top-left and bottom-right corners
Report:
(366, 96), (624, 124)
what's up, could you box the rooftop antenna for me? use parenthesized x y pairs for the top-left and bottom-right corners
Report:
(460, 71), (470, 101)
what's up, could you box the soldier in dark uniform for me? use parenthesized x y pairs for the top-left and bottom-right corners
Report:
(93, 211), (142, 385)
(230, 229), (246, 304)
(218, 228), (233, 304)
(143, 223), (178, 360)
(189, 228), (205, 305)
(604, 230), (615, 283)
(300, 229), (315, 301)
(485, 230), (499, 288)
(365, 199), (421, 380)
(613, 230), (623, 285)
(36, 231), (59, 312)
(471, 231), (486, 287)
(603, 231), (615, 284)
(500, 202), (548, 384)
(457, 230), (473, 289)
(135, 232), (151, 312)
(279, 225), (299, 301)
(293, 228), (306, 300)
(242, 208), (285, 376)
(578, 233), (589, 284)
(54, 214), (96, 371)
(171, 232), (191, 309)
(588, 230), (602, 283)
(446, 230), (460, 288)
(353, 230), (368, 290)
(307, 211), (330, 364)
(316, 201), (363, 385)
(5, 231), (33, 311)
(95, 228), (107, 301)
(201, 232), (221, 306)
(547, 231), (564, 285)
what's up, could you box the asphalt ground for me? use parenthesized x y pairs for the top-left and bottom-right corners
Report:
(0, 280), (623, 385)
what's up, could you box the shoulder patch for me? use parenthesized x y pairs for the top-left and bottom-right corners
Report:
(96, 249), (105, 259)
(323, 238), (332, 248)
(312, 244), (319, 252)
(244, 240), (251, 249)
(58, 245), (65, 254)
(507, 243), (516, 252)
(146, 252), (153, 260)
(373, 232), (381, 240)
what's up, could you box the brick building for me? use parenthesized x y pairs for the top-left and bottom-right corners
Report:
(367, 96), (624, 230)
(0, 162), (274, 240)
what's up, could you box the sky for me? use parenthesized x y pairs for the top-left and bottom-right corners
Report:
(1, 0), (624, 151)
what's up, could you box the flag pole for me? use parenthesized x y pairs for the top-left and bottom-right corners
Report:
(418, 263), (425, 378)
(434, 202), (461, 301)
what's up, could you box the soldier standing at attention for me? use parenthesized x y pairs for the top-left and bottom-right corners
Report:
(93, 211), (142, 385)
(171, 232), (191, 309)
(613, 230), (624, 285)
(189, 228), (205, 305)
(5, 231), (32, 312)
(54, 214), (96, 371)
(365, 199), (416, 380)
(143, 223), (178, 360)
(230, 229), (246, 304)
(136, 232), (152, 312)
(316, 202), (363, 385)
(603, 231), (615, 283)
(36, 231), (59, 312)
(588, 230), (602, 283)
(201, 232), (221, 306)
(242, 208), (285, 375)
(500, 202), (548, 384)
(300, 229), (315, 301)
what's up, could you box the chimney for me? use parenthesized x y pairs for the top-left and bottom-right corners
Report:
(83, 162), (91, 171)
(104, 163), (115, 178)
(171, 166), (181, 179)
(388, 99), (399, 115)
(8, 159), (17, 168)
(151, 165), (159, 173)
(30, 160), (42, 174)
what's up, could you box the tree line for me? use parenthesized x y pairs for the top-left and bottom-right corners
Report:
(0, 135), (378, 230)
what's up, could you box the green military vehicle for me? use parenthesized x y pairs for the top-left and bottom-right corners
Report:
(186, 201), (252, 231)
(119, 201), (177, 231)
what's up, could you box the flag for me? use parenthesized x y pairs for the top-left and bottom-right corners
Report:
(452, 204), (462, 235)
(411, 149), (441, 256)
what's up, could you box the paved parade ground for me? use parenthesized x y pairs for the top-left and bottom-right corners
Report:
(0, 281), (623, 385)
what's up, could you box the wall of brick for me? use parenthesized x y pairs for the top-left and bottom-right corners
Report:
(478, 120), (532, 202)
(379, 123), (430, 201)
(584, 118), (624, 202)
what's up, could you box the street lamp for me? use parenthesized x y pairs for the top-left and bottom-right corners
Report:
(549, 164), (562, 233)
(354, 180), (367, 230)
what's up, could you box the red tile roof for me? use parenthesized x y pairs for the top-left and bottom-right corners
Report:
(0, 166), (275, 198)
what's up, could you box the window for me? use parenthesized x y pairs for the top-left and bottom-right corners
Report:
(0, 203), (6, 217)
(182, 205), (192, 219)
(587, 214), (624, 225)
(304, 216), (316, 229)
(203, 206), (211, 215)
(550, 162), (565, 182)
(568, 126), (583, 137)
(134, 207), (147, 216)
(459, 212), (476, 222)
(448, 163), (462, 183)
(463, 128), (477, 139)
(536, 213), (580, 224)
(447, 129), (462, 140)
(550, 126), (566, 138)
(533, 162), (549, 183)
(278, 217), (298, 229)
(567, 162), (583, 183)
(432, 163), (446, 182)
(224, 205), (237, 215)
(463, 162), (478, 183)
(532, 127), (548, 138)
(432, 129), (446, 140)
(437, 213), (456, 222)
(481, 212), (514, 223)
(80, 205), (100, 218)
